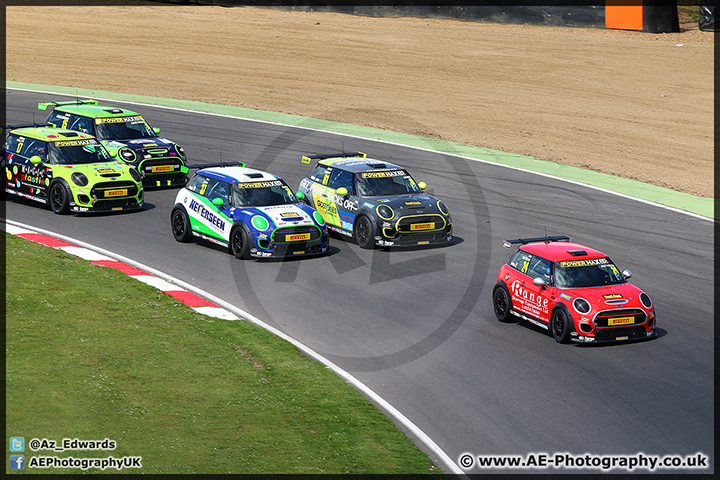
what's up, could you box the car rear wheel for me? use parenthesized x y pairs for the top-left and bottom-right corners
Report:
(230, 225), (251, 260)
(551, 308), (573, 344)
(171, 207), (193, 243)
(354, 215), (375, 249)
(493, 284), (513, 322)
(49, 182), (70, 215)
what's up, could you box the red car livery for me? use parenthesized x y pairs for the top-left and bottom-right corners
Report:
(492, 236), (657, 344)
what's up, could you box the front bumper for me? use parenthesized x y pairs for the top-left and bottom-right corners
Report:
(72, 181), (144, 213)
(572, 326), (657, 343)
(250, 226), (330, 258)
(376, 231), (453, 247)
(377, 215), (453, 247)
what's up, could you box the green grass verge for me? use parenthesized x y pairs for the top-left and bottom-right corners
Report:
(5, 233), (441, 475)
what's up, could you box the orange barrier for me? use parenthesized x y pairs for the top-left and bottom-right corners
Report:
(606, 0), (644, 31)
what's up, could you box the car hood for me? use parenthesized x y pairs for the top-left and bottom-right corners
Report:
(104, 137), (178, 152)
(366, 193), (443, 212)
(59, 161), (134, 180)
(560, 283), (646, 309)
(237, 203), (317, 227)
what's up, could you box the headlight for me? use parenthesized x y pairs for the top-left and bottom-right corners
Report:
(251, 215), (269, 231)
(313, 210), (325, 226)
(129, 168), (142, 183)
(437, 200), (449, 215)
(71, 172), (88, 187)
(175, 144), (186, 158)
(639, 292), (652, 309)
(573, 298), (591, 315)
(119, 148), (137, 163)
(377, 205), (394, 220)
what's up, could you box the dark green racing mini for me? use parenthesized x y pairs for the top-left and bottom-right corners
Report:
(39, 99), (189, 188)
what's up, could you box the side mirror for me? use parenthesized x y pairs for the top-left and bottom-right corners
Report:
(418, 181), (427, 190)
(212, 197), (224, 207)
(296, 191), (305, 200)
(30, 155), (43, 165)
(336, 187), (348, 197)
(533, 277), (546, 287)
(108, 150), (117, 158)
(622, 269), (632, 280)
(153, 127), (161, 135)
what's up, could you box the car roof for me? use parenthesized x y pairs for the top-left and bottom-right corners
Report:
(197, 166), (280, 184)
(8, 127), (97, 142)
(319, 155), (404, 172)
(519, 241), (607, 262)
(55, 104), (140, 118)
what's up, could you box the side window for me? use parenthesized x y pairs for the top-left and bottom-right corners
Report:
(508, 250), (533, 275)
(68, 115), (94, 135)
(309, 164), (330, 184)
(527, 256), (552, 284)
(47, 111), (70, 129)
(5, 134), (21, 155)
(20, 139), (48, 162)
(204, 178), (230, 204)
(185, 173), (206, 193)
(327, 169), (354, 193)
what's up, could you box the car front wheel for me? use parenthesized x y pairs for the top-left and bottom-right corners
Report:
(354, 215), (375, 249)
(551, 308), (573, 344)
(171, 207), (193, 243)
(230, 225), (251, 260)
(49, 182), (70, 215)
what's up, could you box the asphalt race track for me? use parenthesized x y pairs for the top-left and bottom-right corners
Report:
(4, 89), (714, 474)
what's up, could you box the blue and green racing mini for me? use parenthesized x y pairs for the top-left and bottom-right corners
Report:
(297, 152), (453, 248)
(2, 124), (144, 214)
(171, 164), (330, 259)
(39, 99), (188, 188)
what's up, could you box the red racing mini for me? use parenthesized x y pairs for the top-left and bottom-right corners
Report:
(492, 235), (657, 344)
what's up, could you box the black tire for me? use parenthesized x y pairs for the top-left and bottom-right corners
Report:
(229, 225), (251, 260)
(354, 215), (376, 249)
(492, 284), (513, 322)
(171, 207), (193, 243)
(49, 182), (70, 215)
(551, 307), (573, 344)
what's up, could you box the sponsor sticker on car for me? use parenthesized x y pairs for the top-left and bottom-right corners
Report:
(411, 222), (434, 231)
(105, 189), (128, 197)
(608, 316), (635, 326)
(151, 165), (174, 173)
(286, 233), (310, 242)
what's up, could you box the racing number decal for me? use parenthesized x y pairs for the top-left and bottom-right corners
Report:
(521, 261), (529, 274)
(16, 141), (24, 153)
(199, 180), (209, 196)
(61, 119), (69, 129)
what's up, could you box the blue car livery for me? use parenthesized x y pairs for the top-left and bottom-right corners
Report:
(171, 165), (329, 259)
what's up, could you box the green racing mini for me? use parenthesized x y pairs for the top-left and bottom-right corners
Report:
(39, 99), (189, 188)
(2, 124), (144, 214)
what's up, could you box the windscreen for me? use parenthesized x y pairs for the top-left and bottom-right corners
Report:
(49, 139), (113, 165)
(354, 170), (420, 196)
(232, 180), (296, 207)
(94, 116), (155, 141)
(554, 257), (626, 288)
